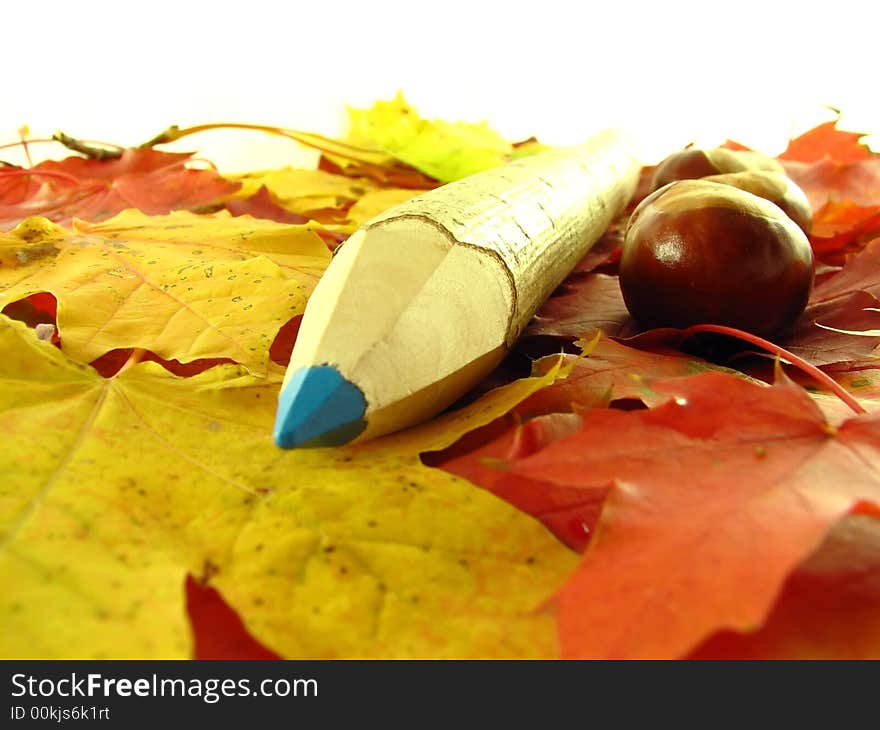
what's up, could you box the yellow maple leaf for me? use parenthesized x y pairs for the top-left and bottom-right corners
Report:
(346, 93), (513, 183)
(231, 167), (378, 222)
(0, 211), (331, 374)
(343, 188), (425, 230)
(0, 316), (576, 659)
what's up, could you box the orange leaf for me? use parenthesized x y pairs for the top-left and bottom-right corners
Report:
(808, 203), (880, 263)
(690, 515), (880, 659)
(782, 158), (880, 211)
(524, 273), (633, 340)
(779, 120), (874, 164)
(499, 372), (880, 658)
(0, 149), (239, 230)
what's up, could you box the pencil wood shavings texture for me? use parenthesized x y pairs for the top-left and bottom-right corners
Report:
(274, 130), (641, 448)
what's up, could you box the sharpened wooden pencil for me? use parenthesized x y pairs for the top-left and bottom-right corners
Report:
(274, 130), (641, 448)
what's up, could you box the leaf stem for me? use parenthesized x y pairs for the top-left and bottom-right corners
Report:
(679, 323), (867, 415)
(138, 122), (391, 165)
(52, 131), (127, 160)
(0, 136), (126, 156)
(18, 127), (33, 167)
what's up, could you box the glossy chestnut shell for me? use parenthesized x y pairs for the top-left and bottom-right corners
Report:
(619, 180), (814, 338)
(703, 170), (813, 233)
(650, 147), (785, 192)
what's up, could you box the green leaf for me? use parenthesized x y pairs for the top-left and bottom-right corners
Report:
(346, 93), (512, 182)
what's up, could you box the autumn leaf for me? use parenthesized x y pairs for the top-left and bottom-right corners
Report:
(0, 148), (239, 230)
(345, 93), (513, 182)
(524, 273), (633, 340)
(4, 107), (880, 661)
(809, 203), (880, 264)
(490, 372), (880, 659)
(315, 147), (441, 190)
(779, 120), (874, 164)
(519, 334), (754, 415)
(433, 335), (757, 551)
(795, 366), (880, 425)
(186, 577), (281, 660)
(428, 412), (597, 553)
(224, 186), (310, 225)
(0, 211), (330, 374)
(786, 290), (880, 367)
(778, 239), (880, 367)
(343, 188), (424, 229)
(785, 158), (880, 211)
(226, 168), (424, 234)
(690, 515), (880, 659)
(0, 164), (42, 207)
(0, 316), (576, 659)
(811, 237), (880, 303)
(229, 167), (377, 223)
(222, 187), (350, 251)
(39, 147), (199, 183)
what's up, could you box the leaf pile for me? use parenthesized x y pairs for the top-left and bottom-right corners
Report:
(2, 100), (880, 659)
(432, 117), (880, 658)
(0, 148), (240, 230)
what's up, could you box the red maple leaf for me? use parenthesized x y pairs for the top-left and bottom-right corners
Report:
(778, 124), (880, 262)
(785, 290), (880, 367)
(0, 148), (240, 230)
(690, 515), (880, 659)
(495, 372), (880, 658)
(434, 337), (758, 551)
(434, 363), (880, 657)
(223, 186), (347, 250)
(223, 185), (310, 224)
(779, 120), (874, 164)
(811, 237), (880, 302)
(519, 336), (742, 415)
(429, 411), (598, 552)
(524, 273), (633, 340)
(784, 158), (880, 211)
(806, 201), (880, 264)
(316, 153), (439, 189)
(186, 576), (280, 660)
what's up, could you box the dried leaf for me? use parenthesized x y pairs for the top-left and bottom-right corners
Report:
(805, 368), (880, 425)
(785, 290), (880, 367)
(432, 412), (598, 553)
(224, 185), (310, 225)
(0, 211), (330, 374)
(811, 237), (880, 303)
(809, 202), (880, 263)
(690, 515), (880, 659)
(525, 273), (633, 340)
(0, 317), (576, 658)
(230, 167), (376, 223)
(0, 148), (239, 230)
(491, 372), (880, 658)
(344, 188), (423, 228)
(435, 336), (757, 551)
(346, 93), (513, 182)
(520, 334), (753, 415)
(779, 120), (875, 164)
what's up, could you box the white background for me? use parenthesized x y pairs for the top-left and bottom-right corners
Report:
(3, 0), (878, 171)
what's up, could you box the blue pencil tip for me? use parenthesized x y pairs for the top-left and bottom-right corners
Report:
(274, 365), (367, 448)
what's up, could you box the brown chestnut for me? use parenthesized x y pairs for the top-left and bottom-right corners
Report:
(651, 147), (784, 191)
(620, 180), (814, 339)
(703, 170), (812, 233)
